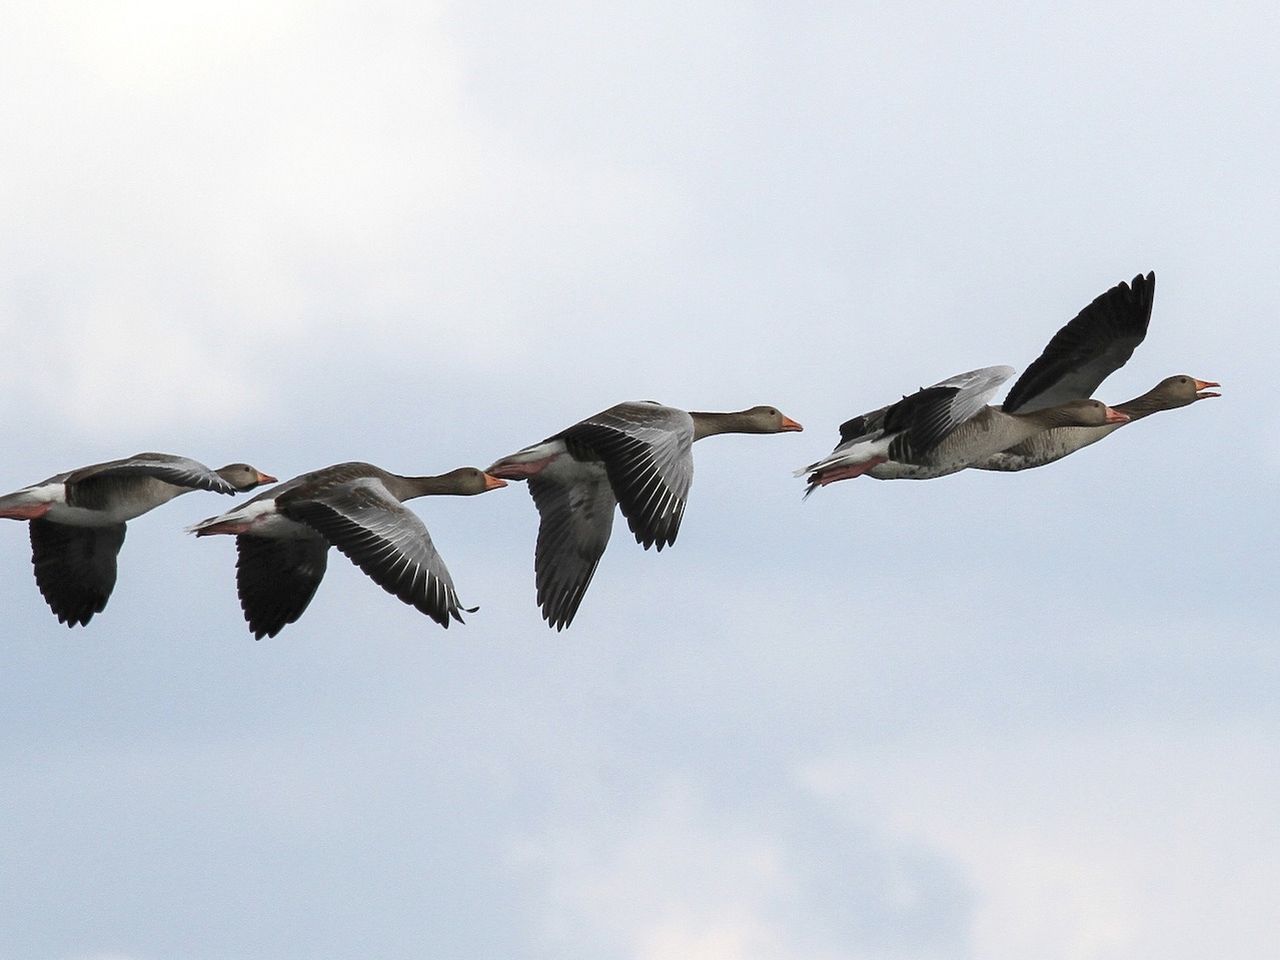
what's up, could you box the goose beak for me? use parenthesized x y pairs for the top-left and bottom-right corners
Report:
(1103, 406), (1130, 424)
(256, 471), (278, 485)
(780, 415), (804, 432)
(482, 473), (509, 491)
(1193, 378), (1221, 399)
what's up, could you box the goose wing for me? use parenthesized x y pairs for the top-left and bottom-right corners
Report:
(557, 402), (693, 551)
(67, 453), (238, 495)
(1003, 272), (1155, 413)
(827, 365), (1013, 460)
(526, 457), (616, 631)
(234, 534), (330, 639)
(281, 478), (471, 628)
(28, 519), (127, 626)
(880, 365), (1014, 461)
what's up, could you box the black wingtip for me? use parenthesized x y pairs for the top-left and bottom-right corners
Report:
(540, 603), (574, 631)
(42, 588), (108, 628)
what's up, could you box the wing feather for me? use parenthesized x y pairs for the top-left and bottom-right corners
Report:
(234, 534), (330, 639)
(28, 519), (126, 627)
(558, 402), (693, 550)
(281, 478), (470, 628)
(67, 452), (237, 494)
(1003, 272), (1155, 413)
(527, 458), (616, 631)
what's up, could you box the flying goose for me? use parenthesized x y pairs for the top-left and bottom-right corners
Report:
(798, 366), (1128, 493)
(0, 453), (275, 626)
(189, 462), (505, 638)
(970, 272), (1219, 471)
(488, 402), (803, 630)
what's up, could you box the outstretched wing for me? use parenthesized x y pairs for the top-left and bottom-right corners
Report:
(884, 365), (1015, 460)
(235, 534), (330, 639)
(558, 402), (693, 551)
(67, 453), (238, 496)
(28, 519), (127, 627)
(1003, 272), (1155, 413)
(527, 457), (616, 631)
(282, 478), (471, 628)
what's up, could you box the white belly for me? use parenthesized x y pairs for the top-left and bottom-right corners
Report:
(3, 483), (151, 526)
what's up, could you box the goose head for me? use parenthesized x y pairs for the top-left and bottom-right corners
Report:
(1038, 399), (1131, 427)
(691, 405), (804, 438)
(431, 467), (509, 496)
(742, 405), (805, 434)
(1146, 375), (1221, 408)
(216, 463), (277, 491)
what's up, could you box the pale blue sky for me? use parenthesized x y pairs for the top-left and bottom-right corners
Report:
(1, 3), (1276, 959)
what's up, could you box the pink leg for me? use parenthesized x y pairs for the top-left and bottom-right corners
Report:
(0, 503), (52, 520)
(813, 456), (888, 486)
(193, 519), (253, 536)
(488, 455), (557, 480)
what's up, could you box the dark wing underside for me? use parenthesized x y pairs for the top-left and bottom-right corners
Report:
(235, 534), (330, 639)
(527, 460), (616, 631)
(28, 519), (127, 627)
(1003, 272), (1155, 413)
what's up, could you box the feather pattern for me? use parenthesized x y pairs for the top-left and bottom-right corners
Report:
(234, 534), (330, 639)
(28, 519), (126, 627)
(279, 477), (472, 628)
(64, 453), (240, 496)
(1002, 272), (1154, 413)
(557, 402), (694, 550)
(800, 366), (1013, 486)
(527, 457), (617, 631)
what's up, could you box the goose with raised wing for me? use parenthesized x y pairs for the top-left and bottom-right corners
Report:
(0, 453), (275, 626)
(798, 366), (1128, 494)
(970, 272), (1219, 471)
(190, 462), (506, 638)
(488, 402), (803, 630)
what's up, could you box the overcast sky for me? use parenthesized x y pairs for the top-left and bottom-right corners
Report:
(1, 3), (1276, 959)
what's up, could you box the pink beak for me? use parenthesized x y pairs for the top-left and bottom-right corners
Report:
(1193, 378), (1221, 399)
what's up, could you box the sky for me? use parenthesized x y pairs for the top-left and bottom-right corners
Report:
(1, 2), (1277, 958)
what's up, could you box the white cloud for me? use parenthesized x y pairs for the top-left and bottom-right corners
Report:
(0, 4), (689, 437)
(803, 730), (1280, 960)
(512, 783), (853, 960)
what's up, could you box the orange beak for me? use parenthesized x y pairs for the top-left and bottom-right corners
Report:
(483, 473), (509, 491)
(1103, 406), (1130, 424)
(1193, 378), (1221, 399)
(780, 415), (804, 432)
(256, 471), (278, 484)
